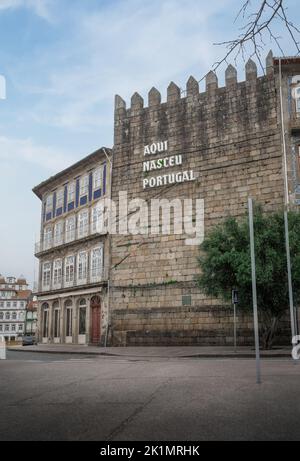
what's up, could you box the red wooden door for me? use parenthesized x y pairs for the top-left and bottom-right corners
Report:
(91, 296), (101, 344)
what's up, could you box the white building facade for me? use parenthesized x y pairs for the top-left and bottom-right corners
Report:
(0, 276), (30, 341)
(33, 148), (111, 346)
(25, 296), (38, 335)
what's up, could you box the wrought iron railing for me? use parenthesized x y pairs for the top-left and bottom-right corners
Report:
(35, 222), (105, 254)
(39, 266), (109, 292)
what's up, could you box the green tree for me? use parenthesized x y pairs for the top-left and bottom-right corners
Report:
(197, 206), (300, 349)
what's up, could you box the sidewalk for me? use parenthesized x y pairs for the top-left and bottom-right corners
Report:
(7, 344), (292, 358)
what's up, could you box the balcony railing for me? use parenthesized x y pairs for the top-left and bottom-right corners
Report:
(39, 267), (109, 293)
(35, 223), (105, 255)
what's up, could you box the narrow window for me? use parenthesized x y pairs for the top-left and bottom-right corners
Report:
(43, 226), (52, 250)
(90, 246), (103, 280)
(68, 182), (75, 203)
(45, 194), (52, 213)
(78, 209), (89, 238)
(65, 256), (75, 286)
(53, 259), (62, 287)
(66, 307), (72, 337)
(93, 167), (102, 190)
(80, 175), (89, 197)
(56, 188), (64, 209)
(54, 221), (63, 246)
(79, 299), (86, 335)
(42, 262), (51, 288)
(77, 251), (88, 283)
(65, 216), (75, 242)
(91, 204), (102, 233)
(42, 304), (49, 338)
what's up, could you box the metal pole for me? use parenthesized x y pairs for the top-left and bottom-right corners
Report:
(248, 198), (261, 384)
(278, 58), (297, 342)
(284, 210), (296, 339)
(233, 303), (237, 353)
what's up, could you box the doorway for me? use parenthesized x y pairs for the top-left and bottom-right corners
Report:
(78, 298), (87, 344)
(90, 296), (101, 345)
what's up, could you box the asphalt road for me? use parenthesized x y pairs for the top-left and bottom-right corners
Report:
(1, 351), (300, 441)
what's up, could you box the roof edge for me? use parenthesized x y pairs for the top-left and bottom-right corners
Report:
(32, 146), (112, 200)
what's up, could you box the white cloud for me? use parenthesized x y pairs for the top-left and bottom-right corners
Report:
(0, 135), (75, 171)
(15, 0), (231, 131)
(0, 0), (21, 9)
(0, 0), (52, 21)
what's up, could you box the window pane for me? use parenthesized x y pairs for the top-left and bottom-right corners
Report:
(79, 308), (86, 335)
(77, 252), (87, 281)
(65, 256), (75, 283)
(92, 205), (102, 233)
(54, 222), (63, 245)
(43, 310), (48, 337)
(53, 259), (62, 285)
(80, 175), (88, 196)
(66, 309), (72, 337)
(91, 247), (103, 277)
(54, 310), (60, 338)
(78, 210), (89, 237)
(93, 167), (102, 190)
(45, 195), (52, 213)
(56, 189), (63, 208)
(68, 182), (75, 202)
(43, 262), (51, 287)
(66, 216), (75, 242)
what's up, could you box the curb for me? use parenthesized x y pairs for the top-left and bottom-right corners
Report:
(7, 348), (119, 357)
(7, 347), (291, 359)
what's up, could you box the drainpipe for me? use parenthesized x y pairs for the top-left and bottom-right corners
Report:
(102, 148), (113, 347)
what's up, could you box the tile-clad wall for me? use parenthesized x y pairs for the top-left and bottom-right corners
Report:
(42, 160), (107, 223)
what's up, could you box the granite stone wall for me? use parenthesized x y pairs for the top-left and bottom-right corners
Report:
(109, 55), (288, 346)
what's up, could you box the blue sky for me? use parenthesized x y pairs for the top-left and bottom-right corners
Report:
(0, 0), (299, 287)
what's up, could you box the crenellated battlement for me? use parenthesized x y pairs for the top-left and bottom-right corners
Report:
(114, 51), (275, 119)
(110, 50), (290, 347)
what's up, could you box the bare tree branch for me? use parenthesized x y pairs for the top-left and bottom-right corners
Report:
(180, 1), (299, 93)
(212, 0), (300, 75)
